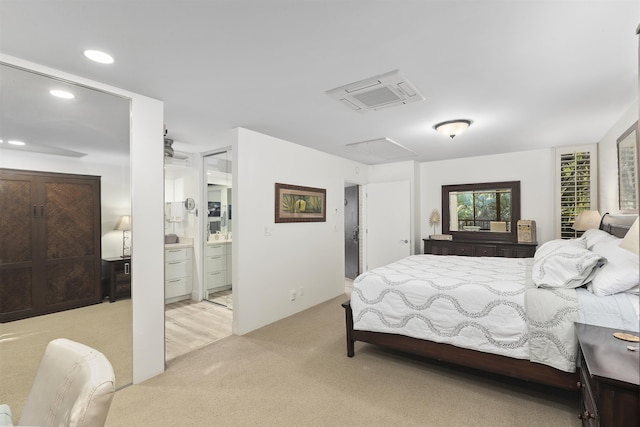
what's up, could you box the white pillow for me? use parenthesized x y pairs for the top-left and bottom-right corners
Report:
(532, 239), (605, 289)
(587, 237), (640, 296)
(577, 228), (614, 250)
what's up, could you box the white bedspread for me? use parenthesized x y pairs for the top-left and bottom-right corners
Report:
(352, 254), (639, 374)
(351, 255), (531, 361)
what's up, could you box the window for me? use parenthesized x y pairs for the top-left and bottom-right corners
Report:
(555, 144), (598, 239)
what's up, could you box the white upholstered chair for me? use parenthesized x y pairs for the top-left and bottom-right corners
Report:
(2, 338), (115, 427)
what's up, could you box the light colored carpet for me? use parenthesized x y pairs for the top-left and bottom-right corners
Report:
(0, 299), (132, 421)
(106, 295), (580, 427)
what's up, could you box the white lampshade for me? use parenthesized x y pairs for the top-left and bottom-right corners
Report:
(434, 119), (472, 139)
(114, 215), (131, 231)
(572, 210), (601, 231)
(620, 217), (639, 255)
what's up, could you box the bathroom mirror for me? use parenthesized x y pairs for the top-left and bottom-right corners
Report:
(0, 63), (133, 411)
(617, 121), (639, 213)
(442, 181), (521, 241)
(204, 150), (233, 307)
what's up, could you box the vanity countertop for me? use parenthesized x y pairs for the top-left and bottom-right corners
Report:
(164, 242), (193, 249)
(207, 239), (232, 245)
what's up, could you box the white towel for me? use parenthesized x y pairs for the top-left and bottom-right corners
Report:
(170, 202), (184, 222)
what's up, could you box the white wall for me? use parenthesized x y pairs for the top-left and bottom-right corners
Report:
(420, 149), (556, 246)
(1, 54), (165, 384)
(598, 101), (638, 214)
(233, 128), (366, 334)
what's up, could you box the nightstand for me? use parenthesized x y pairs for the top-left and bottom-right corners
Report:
(575, 323), (639, 427)
(102, 257), (132, 303)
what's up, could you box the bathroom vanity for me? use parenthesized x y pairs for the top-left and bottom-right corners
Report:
(205, 239), (232, 296)
(164, 243), (193, 304)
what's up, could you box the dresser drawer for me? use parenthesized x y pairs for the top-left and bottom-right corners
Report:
(454, 244), (473, 256)
(165, 259), (192, 280)
(474, 245), (497, 257)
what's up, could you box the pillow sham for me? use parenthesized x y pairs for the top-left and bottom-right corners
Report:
(587, 237), (639, 296)
(534, 238), (586, 261)
(577, 228), (613, 250)
(532, 239), (605, 289)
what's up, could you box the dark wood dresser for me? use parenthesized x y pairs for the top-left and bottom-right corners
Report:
(102, 257), (131, 302)
(575, 323), (640, 427)
(423, 238), (537, 258)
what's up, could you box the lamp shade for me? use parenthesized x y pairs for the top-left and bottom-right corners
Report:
(114, 215), (131, 231)
(620, 217), (639, 255)
(434, 119), (472, 139)
(572, 210), (601, 231)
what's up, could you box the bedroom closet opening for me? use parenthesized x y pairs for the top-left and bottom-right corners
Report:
(204, 150), (233, 308)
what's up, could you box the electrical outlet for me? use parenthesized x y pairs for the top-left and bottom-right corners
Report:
(299, 287), (304, 296)
(290, 290), (296, 301)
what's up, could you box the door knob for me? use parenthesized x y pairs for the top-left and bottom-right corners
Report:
(400, 240), (408, 243)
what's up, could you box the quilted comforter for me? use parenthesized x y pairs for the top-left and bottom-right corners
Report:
(351, 255), (578, 372)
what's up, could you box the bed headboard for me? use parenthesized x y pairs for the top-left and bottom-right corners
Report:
(599, 213), (637, 238)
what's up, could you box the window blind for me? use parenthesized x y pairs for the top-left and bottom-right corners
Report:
(555, 145), (598, 239)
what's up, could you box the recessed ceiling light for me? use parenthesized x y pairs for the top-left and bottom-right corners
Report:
(50, 89), (75, 99)
(83, 49), (114, 64)
(8, 140), (26, 146)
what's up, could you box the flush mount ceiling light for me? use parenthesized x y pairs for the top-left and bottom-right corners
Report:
(50, 89), (75, 99)
(434, 119), (472, 139)
(8, 140), (26, 146)
(83, 49), (114, 64)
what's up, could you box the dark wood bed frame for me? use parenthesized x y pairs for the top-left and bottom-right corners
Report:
(342, 213), (636, 391)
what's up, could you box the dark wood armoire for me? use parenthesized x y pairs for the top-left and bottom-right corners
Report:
(0, 169), (102, 322)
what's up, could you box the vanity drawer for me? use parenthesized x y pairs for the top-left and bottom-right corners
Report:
(206, 255), (226, 271)
(165, 259), (192, 280)
(165, 277), (191, 299)
(165, 248), (190, 262)
(207, 244), (227, 256)
(206, 271), (226, 288)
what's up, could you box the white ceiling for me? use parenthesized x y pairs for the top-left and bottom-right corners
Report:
(0, 1), (638, 164)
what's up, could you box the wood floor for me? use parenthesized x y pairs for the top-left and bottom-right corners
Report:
(165, 300), (232, 361)
(165, 279), (352, 362)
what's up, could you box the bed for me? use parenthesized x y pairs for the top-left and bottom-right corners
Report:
(343, 214), (639, 390)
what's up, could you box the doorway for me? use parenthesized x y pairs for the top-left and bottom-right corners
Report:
(344, 185), (360, 279)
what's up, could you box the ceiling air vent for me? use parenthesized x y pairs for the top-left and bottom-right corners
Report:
(326, 70), (424, 112)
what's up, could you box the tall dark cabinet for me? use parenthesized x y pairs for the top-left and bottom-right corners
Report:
(0, 169), (102, 322)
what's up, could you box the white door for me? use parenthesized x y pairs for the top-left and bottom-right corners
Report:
(365, 180), (411, 270)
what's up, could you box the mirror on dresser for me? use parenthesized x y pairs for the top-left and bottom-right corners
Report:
(425, 181), (534, 258)
(442, 181), (521, 242)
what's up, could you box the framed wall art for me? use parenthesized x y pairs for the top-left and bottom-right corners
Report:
(275, 183), (326, 223)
